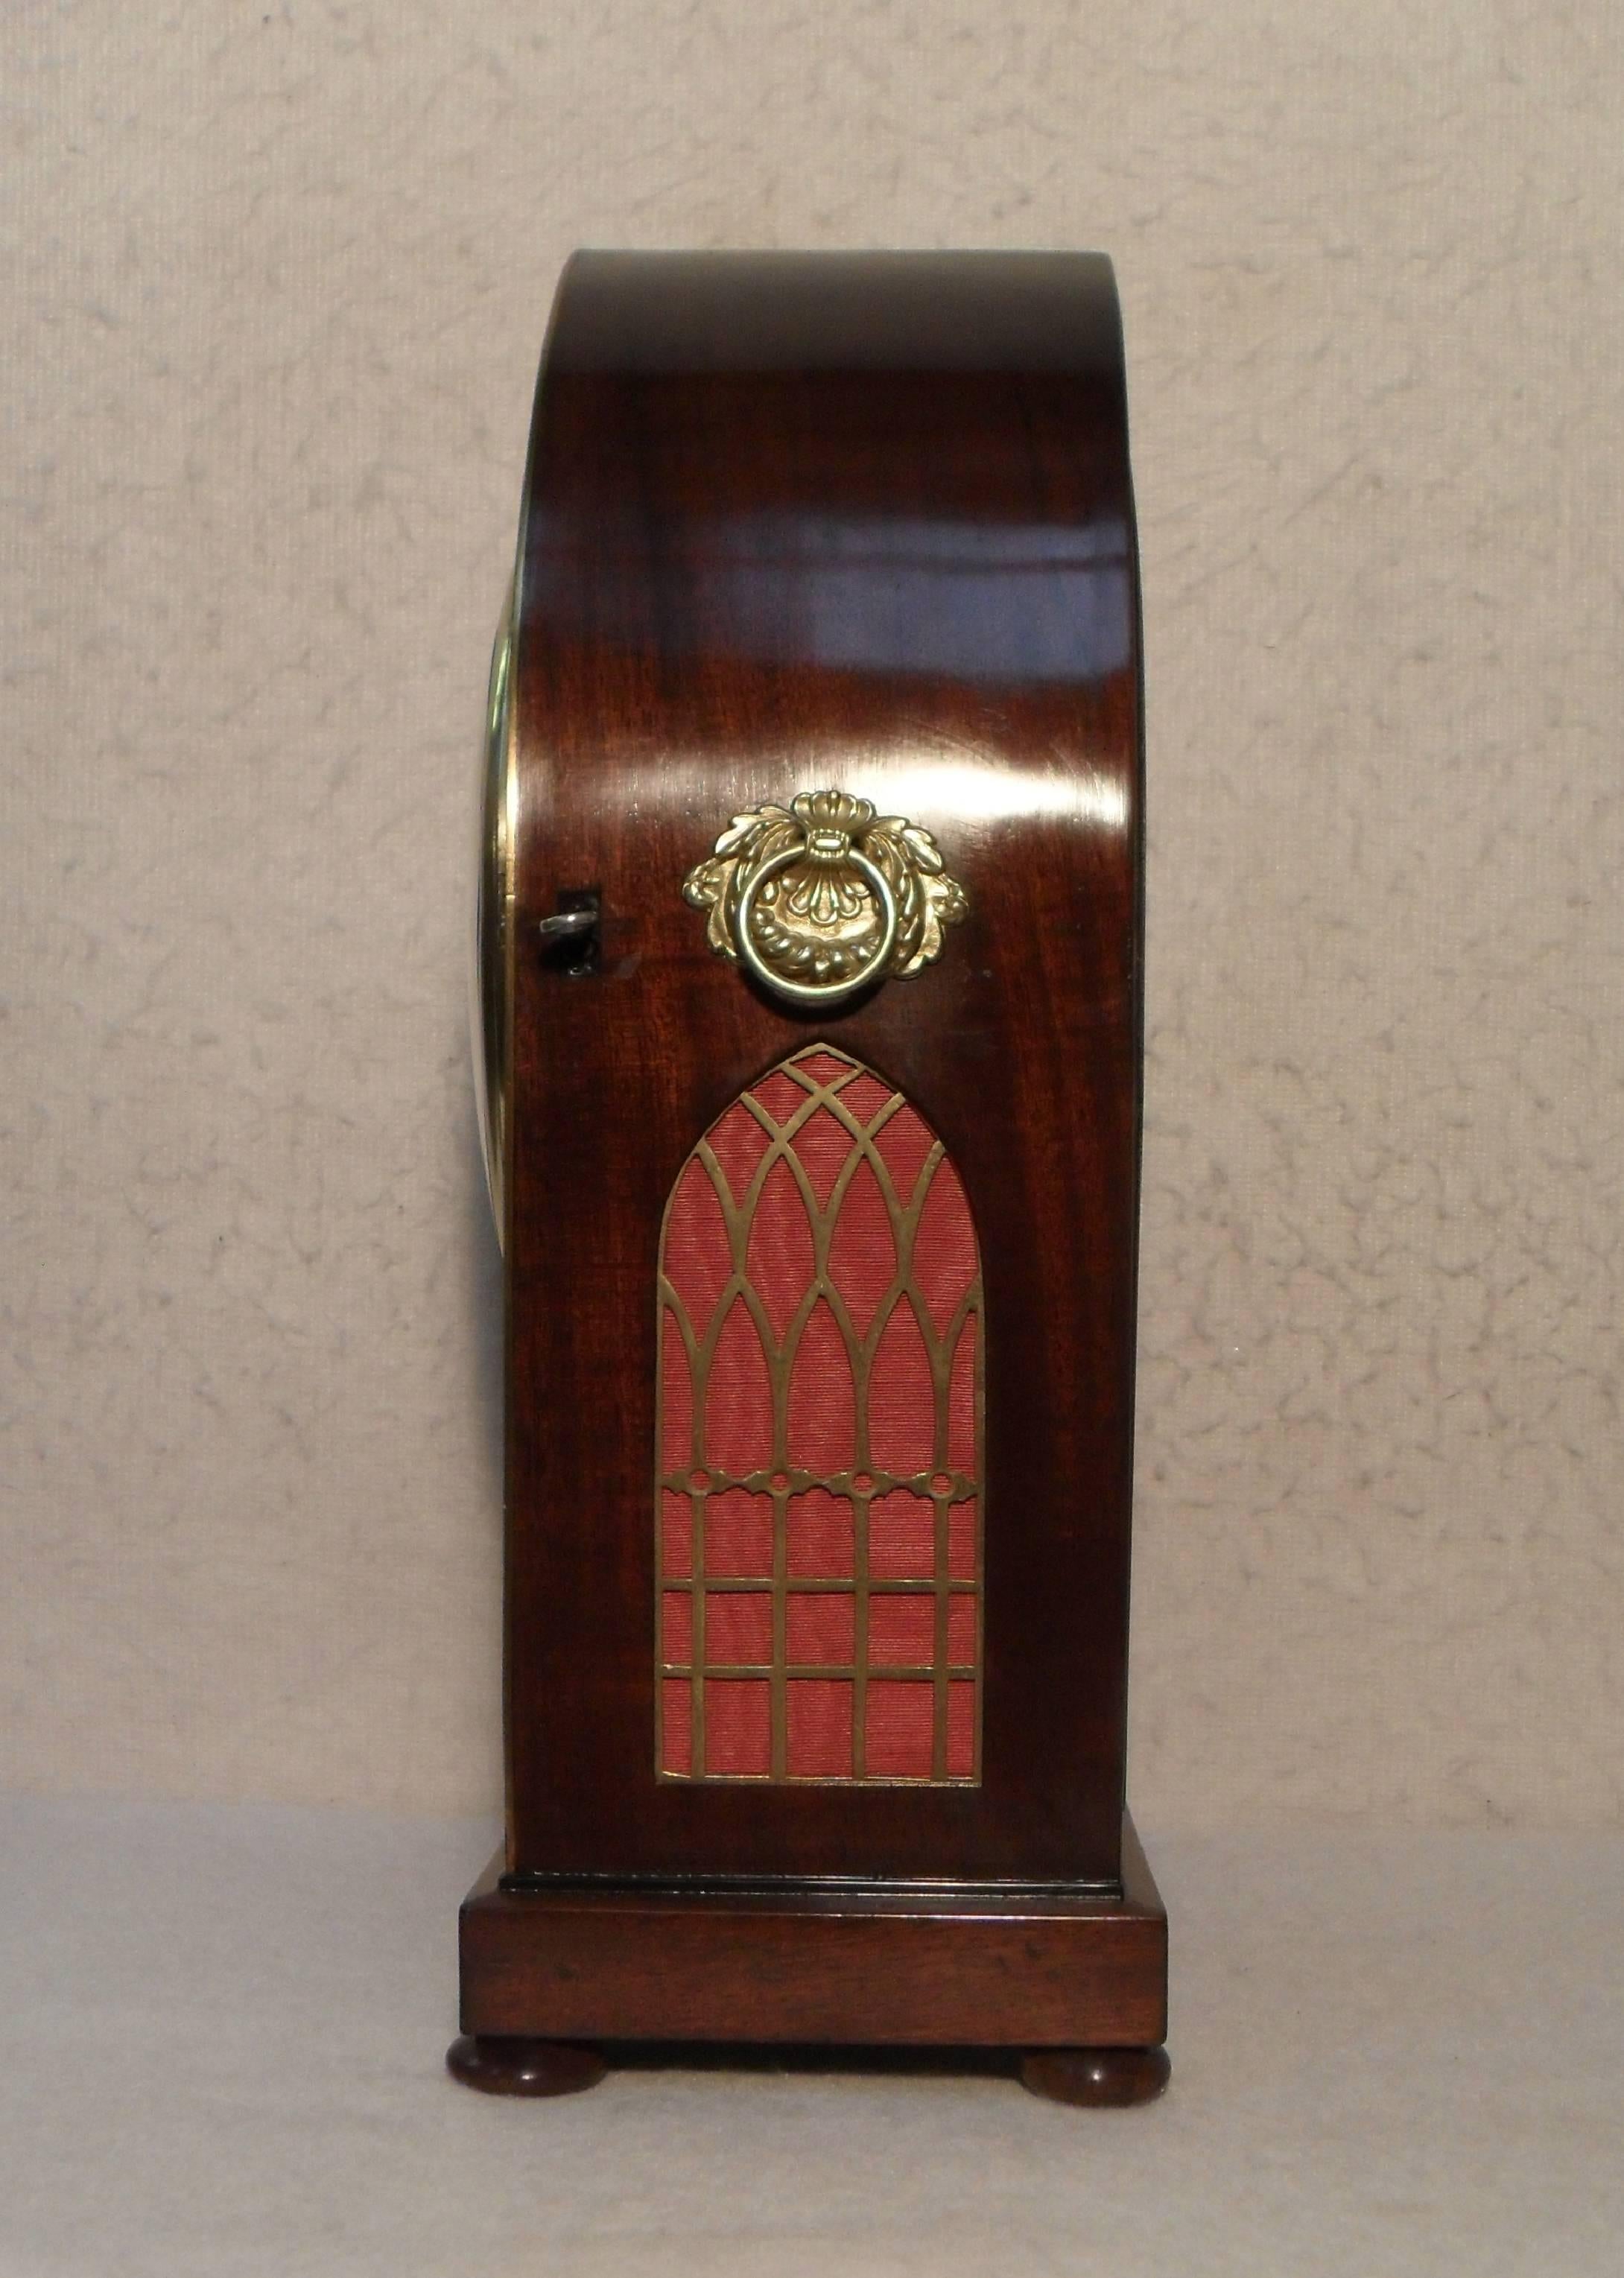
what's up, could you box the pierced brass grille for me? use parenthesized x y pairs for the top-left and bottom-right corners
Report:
(656, 1044), (983, 1784)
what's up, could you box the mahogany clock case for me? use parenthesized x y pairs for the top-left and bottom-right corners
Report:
(453, 250), (1168, 2102)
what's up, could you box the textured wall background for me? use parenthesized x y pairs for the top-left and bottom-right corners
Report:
(4, 1), (1619, 1825)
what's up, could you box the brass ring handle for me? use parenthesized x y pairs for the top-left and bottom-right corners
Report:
(682, 788), (968, 1006)
(734, 840), (899, 1007)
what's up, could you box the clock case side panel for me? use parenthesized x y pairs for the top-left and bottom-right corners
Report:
(501, 251), (1145, 1892)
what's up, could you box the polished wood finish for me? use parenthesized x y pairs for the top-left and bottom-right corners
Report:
(457, 250), (1164, 2084)
(507, 250), (1144, 1887)
(458, 1813), (1165, 2052)
(1020, 2043), (1171, 2108)
(446, 2035), (607, 2098)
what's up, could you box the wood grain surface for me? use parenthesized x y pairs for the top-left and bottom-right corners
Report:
(504, 251), (1145, 1891)
(459, 1817), (1167, 2049)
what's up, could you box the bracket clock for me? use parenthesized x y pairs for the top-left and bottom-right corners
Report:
(450, 250), (1169, 2107)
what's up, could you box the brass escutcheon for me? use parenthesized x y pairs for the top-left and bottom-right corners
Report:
(682, 790), (968, 1007)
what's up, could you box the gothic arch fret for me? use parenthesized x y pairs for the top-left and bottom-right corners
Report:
(656, 1044), (983, 1785)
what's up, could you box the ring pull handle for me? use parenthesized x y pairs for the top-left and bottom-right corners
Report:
(682, 789), (967, 1009)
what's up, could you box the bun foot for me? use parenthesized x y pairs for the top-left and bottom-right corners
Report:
(1020, 2044), (1170, 2108)
(446, 2035), (607, 2097)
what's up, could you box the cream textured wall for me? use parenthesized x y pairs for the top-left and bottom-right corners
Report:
(4, 1), (1620, 1826)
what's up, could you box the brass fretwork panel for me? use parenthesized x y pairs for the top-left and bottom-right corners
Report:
(656, 1045), (984, 1783)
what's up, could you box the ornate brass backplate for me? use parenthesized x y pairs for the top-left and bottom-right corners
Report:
(682, 789), (968, 1007)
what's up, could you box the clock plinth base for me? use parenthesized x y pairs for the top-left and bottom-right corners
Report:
(1020, 2042), (1170, 2107)
(445, 2034), (606, 2098)
(453, 1815), (1167, 2095)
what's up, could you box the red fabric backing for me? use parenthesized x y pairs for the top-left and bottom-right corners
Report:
(786, 1488), (854, 1578)
(745, 1158), (816, 1335)
(864, 1681), (936, 1779)
(702, 1489), (773, 1579)
(660, 1679), (692, 1777)
(660, 1491), (692, 1579)
(661, 1591), (693, 1664)
(705, 1680), (772, 1776)
(787, 1301), (856, 1472)
(786, 1592), (856, 1665)
(787, 1679), (854, 1777)
(866, 1304), (936, 1477)
(825, 1158), (895, 1333)
(869, 1490), (936, 1579)
(705, 1591), (773, 1666)
(869, 1594), (936, 1666)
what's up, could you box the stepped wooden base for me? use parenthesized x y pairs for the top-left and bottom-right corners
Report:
(450, 1813), (1167, 2098)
